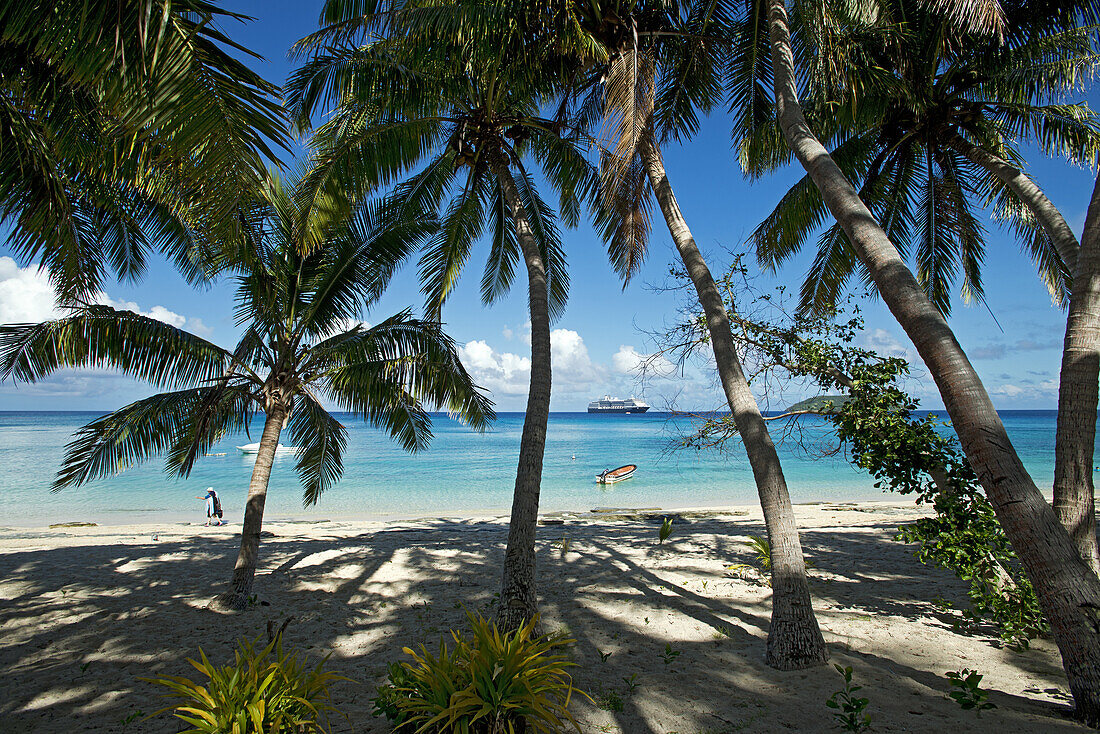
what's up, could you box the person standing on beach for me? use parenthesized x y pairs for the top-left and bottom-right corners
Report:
(196, 488), (223, 526)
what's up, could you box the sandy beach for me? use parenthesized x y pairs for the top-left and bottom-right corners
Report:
(0, 500), (1088, 733)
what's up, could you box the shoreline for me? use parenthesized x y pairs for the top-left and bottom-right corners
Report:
(0, 498), (926, 534)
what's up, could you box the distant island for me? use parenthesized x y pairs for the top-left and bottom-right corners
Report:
(786, 394), (851, 414)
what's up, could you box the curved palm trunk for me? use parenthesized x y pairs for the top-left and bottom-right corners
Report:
(1055, 173), (1100, 576)
(641, 139), (827, 669)
(765, 0), (1100, 721)
(952, 134), (1100, 574)
(212, 405), (285, 611)
(948, 134), (1080, 273)
(494, 164), (552, 631)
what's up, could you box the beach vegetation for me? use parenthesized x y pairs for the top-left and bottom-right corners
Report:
(373, 613), (587, 732)
(595, 686), (625, 712)
(0, 172), (493, 610)
(825, 665), (871, 733)
(660, 643), (681, 666)
(144, 633), (347, 733)
(744, 536), (771, 573)
(658, 516), (675, 544)
(945, 668), (997, 715)
(675, 272), (1046, 646)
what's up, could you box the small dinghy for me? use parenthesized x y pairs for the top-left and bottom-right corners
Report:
(236, 443), (299, 455)
(597, 464), (637, 484)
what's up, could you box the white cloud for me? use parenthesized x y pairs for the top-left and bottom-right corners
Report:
(502, 326), (513, 340)
(0, 258), (209, 336)
(96, 295), (187, 328)
(550, 328), (601, 385)
(864, 328), (912, 360)
(612, 345), (677, 378)
(459, 329), (605, 399)
(992, 383), (1026, 398)
(0, 257), (62, 323)
(188, 318), (213, 338)
(458, 339), (531, 396)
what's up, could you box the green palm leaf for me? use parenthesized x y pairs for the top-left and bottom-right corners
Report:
(289, 395), (348, 506)
(0, 305), (231, 388)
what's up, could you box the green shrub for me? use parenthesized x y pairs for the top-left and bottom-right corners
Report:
(144, 634), (347, 733)
(658, 517), (674, 544)
(946, 668), (997, 715)
(825, 665), (871, 732)
(374, 612), (589, 732)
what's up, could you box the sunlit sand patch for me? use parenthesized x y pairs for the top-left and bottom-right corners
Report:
(23, 685), (96, 711)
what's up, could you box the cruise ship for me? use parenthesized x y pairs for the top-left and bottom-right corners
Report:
(587, 395), (650, 414)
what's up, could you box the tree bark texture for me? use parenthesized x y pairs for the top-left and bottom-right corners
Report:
(641, 139), (827, 670)
(766, 0), (1100, 721)
(1055, 172), (1100, 576)
(494, 165), (552, 632)
(211, 405), (285, 612)
(949, 134), (1080, 275)
(953, 135), (1099, 573)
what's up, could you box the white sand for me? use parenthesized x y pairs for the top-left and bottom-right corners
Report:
(0, 501), (1088, 733)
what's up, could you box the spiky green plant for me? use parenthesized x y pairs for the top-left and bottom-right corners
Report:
(374, 613), (589, 733)
(144, 634), (347, 733)
(658, 516), (674, 544)
(745, 535), (772, 572)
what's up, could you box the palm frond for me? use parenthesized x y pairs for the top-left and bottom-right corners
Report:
(311, 312), (494, 449)
(0, 306), (231, 388)
(289, 394), (348, 506)
(54, 386), (251, 489)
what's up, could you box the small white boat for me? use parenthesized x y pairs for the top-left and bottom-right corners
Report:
(597, 464), (637, 484)
(236, 443), (299, 455)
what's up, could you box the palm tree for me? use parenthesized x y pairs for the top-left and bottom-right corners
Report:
(0, 0), (289, 300)
(741, 0), (1100, 576)
(288, 6), (589, 629)
(740, 0), (1100, 574)
(742, 0), (1097, 315)
(553, 0), (826, 668)
(0, 174), (493, 610)
(759, 0), (1100, 721)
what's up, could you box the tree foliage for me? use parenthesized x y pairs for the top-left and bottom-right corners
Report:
(666, 260), (1046, 646)
(735, 0), (1100, 315)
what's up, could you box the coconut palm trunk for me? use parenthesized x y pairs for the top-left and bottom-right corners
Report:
(1055, 172), (1100, 576)
(766, 0), (1100, 720)
(947, 135), (1080, 272)
(951, 135), (1100, 574)
(213, 403), (286, 611)
(494, 164), (553, 631)
(640, 139), (827, 669)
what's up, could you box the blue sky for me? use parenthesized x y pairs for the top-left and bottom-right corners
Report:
(1, 1), (1096, 412)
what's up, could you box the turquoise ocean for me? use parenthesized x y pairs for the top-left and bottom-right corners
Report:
(0, 410), (1082, 526)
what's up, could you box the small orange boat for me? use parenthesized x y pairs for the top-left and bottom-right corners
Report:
(596, 464), (637, 484)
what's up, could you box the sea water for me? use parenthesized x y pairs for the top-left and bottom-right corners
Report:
(0, 410), (1080, 526)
